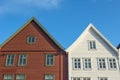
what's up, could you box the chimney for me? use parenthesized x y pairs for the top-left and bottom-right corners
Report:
(117, 44), (120, 57)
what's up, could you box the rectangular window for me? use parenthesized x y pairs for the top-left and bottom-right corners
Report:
(83, 58), (91, 69)
(16, 74), (26, 80)
(72, 58), (81, 69)
(5, 54), (15, 66)
(45, 74), (54, 80)
(72, 77), (82, 80)
(72, 77), (90, 80)
(98, 58), (106, 69)
(18, 54), (27, 66)
(46, 54), (54, 66)
(98, 77), (108, 80)
(88, 41), (96, 50)
(3, 74), (14, 80)
(83, 77), (91, 80)
(108, 58), (117, 69)
(27, 36), (35, 44)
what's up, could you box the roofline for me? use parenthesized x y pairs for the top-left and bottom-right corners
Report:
(0, 16), (64, 50)
(89, 23), (118, 53)
(66, 23), (118, 53)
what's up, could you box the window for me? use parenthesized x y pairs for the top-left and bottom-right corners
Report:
(18, 54), (27, 66)
(88, 41), (96, 50)
(46, 54), (54, 66)
(72, 77), (90, 80)
(5, 54), (15, 66)
(83, 77), (91, 80)
(16, 74), (26, 80)
(83, 58), (91, 69)
(72, 58), (81, 69)
(45, 74), (54, 80)
(72, 77), (81, 80)
(108, 58), (117, 69)
(98, 77), (108, 80)
(27, 36), (35, 44)
(3, 74), (14, 80)
(98, 58), (106, 69)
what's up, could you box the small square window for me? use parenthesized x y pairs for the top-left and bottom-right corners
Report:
(88, 40), (96, 50)
(27, 36), (36, 44)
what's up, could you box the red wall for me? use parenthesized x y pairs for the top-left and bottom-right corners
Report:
(0, 20), (68, 80)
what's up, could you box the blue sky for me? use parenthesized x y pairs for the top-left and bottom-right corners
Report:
(0, 0), (120, 49)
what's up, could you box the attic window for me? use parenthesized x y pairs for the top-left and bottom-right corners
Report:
(27, 36), (36, 44)
(88, 40), (96, 50)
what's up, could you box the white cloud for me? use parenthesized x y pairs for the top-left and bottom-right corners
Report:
(0, 0), (61, 14)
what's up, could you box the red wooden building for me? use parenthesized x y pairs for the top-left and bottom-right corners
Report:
(0, 17), (68, 80)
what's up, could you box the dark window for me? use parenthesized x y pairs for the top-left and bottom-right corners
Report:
(27, 36), (35, 44)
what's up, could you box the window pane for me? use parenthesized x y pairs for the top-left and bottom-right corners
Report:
(3, 74), (13, 80)
(108, 58), (117, 69)
(88, 41), (96, 49)
(98, 58), (106, 69)
(45, 75), (54, 80)
(6, 54), (15, 66)
(16, 74), (26, 80)
(83, 58), (91, 69)
(18, 54), (27, 66)
(27, 36), (35, 44)
(99, 77), (107, 80)
(73, 58), (81, 69)
(46, 54), (54, 66)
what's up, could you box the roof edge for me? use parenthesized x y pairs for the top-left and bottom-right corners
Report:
(66, 23), (118, 53)
(1, 16), (64, 50)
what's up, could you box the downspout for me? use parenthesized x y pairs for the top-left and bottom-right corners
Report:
(59, 51), (62, 80)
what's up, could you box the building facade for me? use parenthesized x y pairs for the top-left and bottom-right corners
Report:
(0, 17), (68, 80)
(67, 24), (120, 80)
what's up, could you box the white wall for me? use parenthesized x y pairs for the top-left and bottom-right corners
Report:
(68, 29), (120, 80)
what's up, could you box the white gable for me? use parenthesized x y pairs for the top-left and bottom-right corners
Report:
(66, 23), (118, 56)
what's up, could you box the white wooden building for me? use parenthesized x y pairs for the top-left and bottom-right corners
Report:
(66, 24), (120, 80)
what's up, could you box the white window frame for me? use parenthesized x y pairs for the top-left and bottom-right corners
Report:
(3, 74), (14, 80)
(46, 54), (54, 66)
(72, 58), (81, 69)
(16, 74), (26, 80)
(97, 58), (106, 70)
(45, 74), (54, 80)
(88, 40), (96, 50)
(83, 77), (91, 80)
(83, 58), (92, 70)
(108, 58), (117, 70)
(72, 77), (82, 80)
(98, 77), (108, 80)
(18, 54), (27, 66)
(72, 77), (91, 80)
(5, 54), (15, 66)
(27, 36), (36, 44)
